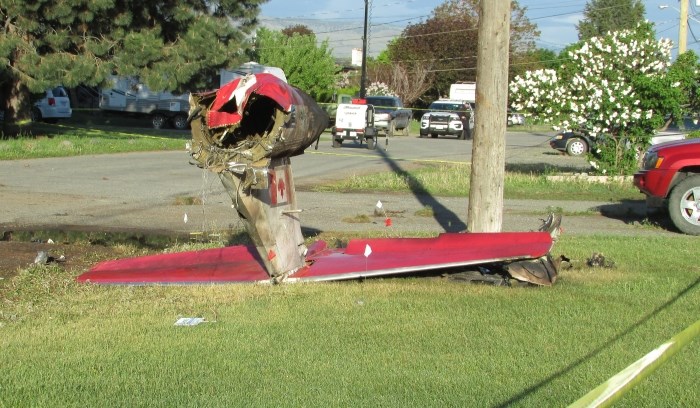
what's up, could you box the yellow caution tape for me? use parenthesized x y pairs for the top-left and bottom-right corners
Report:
(569, 319), (700, 408)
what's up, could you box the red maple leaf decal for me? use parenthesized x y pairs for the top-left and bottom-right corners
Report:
(278, 178), (286, 199)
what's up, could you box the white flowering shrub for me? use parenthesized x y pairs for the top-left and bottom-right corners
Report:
(509, 23), (682, 175)
(336, 71), (353, 89)
(366, 82), (396, 96)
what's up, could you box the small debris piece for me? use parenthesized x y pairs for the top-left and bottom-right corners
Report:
(174, 317), (206, 326)
(34, 251), (49, 265)
(33, 251), (67, 265)
(587, 252), (615, 268)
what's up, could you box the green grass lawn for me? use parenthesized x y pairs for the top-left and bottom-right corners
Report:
(0, 112), (188, 159)
(1, 119), (695, 406)
(316, 162), (643, 202)
(1, 235), (698, 407)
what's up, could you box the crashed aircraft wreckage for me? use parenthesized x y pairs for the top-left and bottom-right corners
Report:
(78, 73), (560, 286)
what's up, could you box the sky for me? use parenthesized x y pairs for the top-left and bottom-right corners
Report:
(258, 0), (700, 58)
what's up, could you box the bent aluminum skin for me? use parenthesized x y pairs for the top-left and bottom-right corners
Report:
(188, 73), (328, 279)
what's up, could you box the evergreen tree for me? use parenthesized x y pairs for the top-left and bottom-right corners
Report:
(0, 0), (267, 133)
(577, 0), (646, 40)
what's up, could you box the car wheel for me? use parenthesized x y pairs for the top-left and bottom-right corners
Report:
(366, 137), (376, 150)
(172, 114), (188, 130)
(668, 175), (700, 235)
(31, 108), (42, 122)
(152, 114), (166, 129)
(565, 138), (588, 156)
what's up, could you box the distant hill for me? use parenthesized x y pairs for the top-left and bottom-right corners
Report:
(259, 17), (404, 59)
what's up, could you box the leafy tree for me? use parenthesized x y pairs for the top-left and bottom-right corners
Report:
(509, 23), (681, 175)
(577, 0), (645, 40)
(367, 61), (433, 106)
(281, 24), (314, 37)
(0, 0), (267, 134)
(386, 0), (539, 102)
(665, 51), (700, 122)
(526, 48), (561, 71)
(254, 27), (337, 101)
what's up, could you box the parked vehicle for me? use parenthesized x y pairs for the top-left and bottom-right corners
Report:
(322, 94), (352, 128)
(634, 137), (700, 235)
(331, 103), (379, 150)
(449, 82), (476, 104)
(363, 95), (412, 136)
(420, 99), (474, 140)
(100, 76), (190, 129)
(99, 63), (285, 130)
(550, 130), (687, 157)
(32, 86), (72, 123)
(549, 130), (592, 156)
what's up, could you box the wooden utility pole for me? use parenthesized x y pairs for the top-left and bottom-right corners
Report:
(679, 0), (689, 54)
(467, 0), (510, 232)
(360, 0), (369, 98)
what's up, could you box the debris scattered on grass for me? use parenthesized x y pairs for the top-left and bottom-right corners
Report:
(34, 251), (48, 265)
(587, 252), (615, 268)
(174, 317), (207, 326)
(33, 251), (66, 265)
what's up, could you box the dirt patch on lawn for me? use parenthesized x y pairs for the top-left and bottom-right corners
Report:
(0, 241), (120, 280)
(0, 228), (188, 281)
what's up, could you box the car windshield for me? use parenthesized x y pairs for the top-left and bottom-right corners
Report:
(430, 103), (464, 111)
(366, 97), (396, 107)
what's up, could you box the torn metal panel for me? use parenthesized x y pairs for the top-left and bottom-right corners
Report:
(188, 73), (327, 171)
(187, 73), (327, 277)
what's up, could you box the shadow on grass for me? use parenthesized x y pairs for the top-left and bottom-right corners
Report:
(376, 144), (467, 232)
(505, 162), (588, 175)
(495, 275), (700, 407)
(597, 200), (681, 233)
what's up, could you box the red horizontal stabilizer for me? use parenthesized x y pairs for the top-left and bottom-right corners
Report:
(76, 245), (270, 284)
(293, 232), (553, 282)
(76, 232), (553, 285)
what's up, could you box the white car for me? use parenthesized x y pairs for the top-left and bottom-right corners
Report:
(420, 99), (474, 140)
(32, 86), (72, 123)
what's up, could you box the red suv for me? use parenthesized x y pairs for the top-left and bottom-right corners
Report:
(633, 138), (700, 235)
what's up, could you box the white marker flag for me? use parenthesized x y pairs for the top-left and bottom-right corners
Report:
(376, 200), (383, 209)
(184, 213), (188, 223)
(364, 244), (372, 258)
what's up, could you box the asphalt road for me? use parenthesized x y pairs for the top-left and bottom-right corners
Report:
(0, 131), (665, 237)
